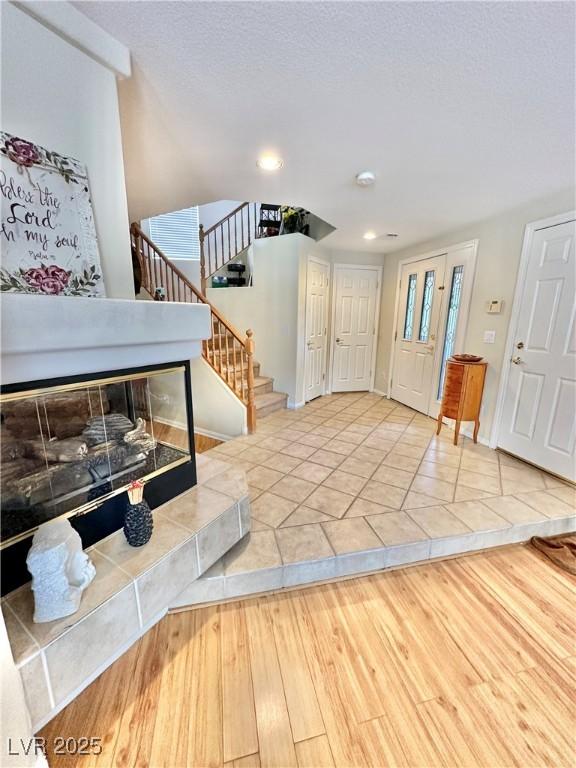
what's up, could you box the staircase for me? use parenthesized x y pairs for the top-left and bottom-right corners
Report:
(199, 201), (282, 293)
(131, 223), (288, 432)
(211, 319), (288, 419)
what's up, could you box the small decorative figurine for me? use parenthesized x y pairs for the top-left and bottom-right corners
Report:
(123, 480), (153, 547)
(26, 518), (96, 623)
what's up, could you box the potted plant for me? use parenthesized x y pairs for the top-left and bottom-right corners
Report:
(280, 206), (309, 235)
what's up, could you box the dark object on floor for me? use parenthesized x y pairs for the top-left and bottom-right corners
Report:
(530, 536), (576, 576)
(124, 498), (153, 547)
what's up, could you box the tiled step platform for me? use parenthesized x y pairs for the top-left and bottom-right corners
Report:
(2, 453), (249, 731)
(172, 392), (576, 609)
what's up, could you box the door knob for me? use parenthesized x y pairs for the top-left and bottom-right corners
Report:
(307, 340), (313, 349)
(511, 356), (523, 365)
(336, 337), (342, 345)
(516, 341), (524, 349)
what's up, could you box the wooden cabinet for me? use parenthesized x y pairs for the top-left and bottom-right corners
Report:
(437, 359), (487, 445)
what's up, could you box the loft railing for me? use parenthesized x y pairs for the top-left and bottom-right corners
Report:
(130, 222), (256, 433)
(199, 202), (259, 293)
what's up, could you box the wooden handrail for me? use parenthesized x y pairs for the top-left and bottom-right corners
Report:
(199, 202), (259, 293)
(131, 222), (257, 432)
(201, 202), (248, 238)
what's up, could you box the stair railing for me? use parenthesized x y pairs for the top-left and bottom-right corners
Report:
(131, 222), (256, 433)
(199, 202), (259, 293)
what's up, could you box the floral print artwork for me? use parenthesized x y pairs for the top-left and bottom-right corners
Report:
(0, 131), (105, 297)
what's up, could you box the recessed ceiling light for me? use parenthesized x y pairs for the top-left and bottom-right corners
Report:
(356, 171), (376, 186)
(257, 155), (283, 171)
(363, 231), (377, 240)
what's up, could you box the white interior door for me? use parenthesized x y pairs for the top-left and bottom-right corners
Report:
(498, 218), (576, 480)
(305, 259), (329, 401)
(331, 266), (380, 392)
(391, 255), (446, 412)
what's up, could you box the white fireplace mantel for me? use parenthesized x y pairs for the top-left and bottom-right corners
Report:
(0, 294), (211, 385)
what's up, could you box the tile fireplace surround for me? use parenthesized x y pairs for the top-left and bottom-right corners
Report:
(0, 292), (220, 730)
(3, 455), (248, 730)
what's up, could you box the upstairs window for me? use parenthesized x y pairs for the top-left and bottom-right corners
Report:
(147, 207), (200, 260)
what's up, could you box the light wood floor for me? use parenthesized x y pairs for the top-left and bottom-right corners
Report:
(149, 420), (221, 454)
(40, 544), (576, 768)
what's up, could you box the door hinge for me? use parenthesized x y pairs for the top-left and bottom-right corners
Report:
(323, 373), (326, 380)
(394, 330), (397, 341)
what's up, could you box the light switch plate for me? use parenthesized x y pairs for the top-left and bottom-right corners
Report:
(483, 330), (496, 344)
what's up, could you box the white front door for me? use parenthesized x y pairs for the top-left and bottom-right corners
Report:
(391, 255), (446, 412)
(331, 266), (380, 392)
(305, 259), (329, 401)
(498, 218), (576, 480)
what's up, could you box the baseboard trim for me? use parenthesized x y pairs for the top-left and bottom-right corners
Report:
(194, 426), (242, 442)
(371, 388), (389, 398)
(153, 415), (187, 431)
(154, 415), (245, 442)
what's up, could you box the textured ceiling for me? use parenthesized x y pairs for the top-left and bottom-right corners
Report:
(75, 1), (575, 252)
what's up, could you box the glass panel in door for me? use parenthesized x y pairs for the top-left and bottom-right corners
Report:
(438, 265), (464, 398)
(403, 274), (417, 340)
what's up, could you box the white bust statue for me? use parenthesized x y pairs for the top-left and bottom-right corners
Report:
(26, 518), (96, 623)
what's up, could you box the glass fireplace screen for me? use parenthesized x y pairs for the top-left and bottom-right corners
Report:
(0, 365), (191, 547)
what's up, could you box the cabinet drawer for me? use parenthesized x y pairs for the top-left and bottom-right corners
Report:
(441, 362), (464, 418)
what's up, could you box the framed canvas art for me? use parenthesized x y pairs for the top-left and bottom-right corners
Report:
(0, 132), (106, 296)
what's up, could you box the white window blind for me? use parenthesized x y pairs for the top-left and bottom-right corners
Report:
(147, 207), (200, 260)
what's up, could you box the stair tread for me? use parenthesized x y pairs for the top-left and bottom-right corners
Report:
(254, 391), (288, 409)
(254, 376), (273, 385)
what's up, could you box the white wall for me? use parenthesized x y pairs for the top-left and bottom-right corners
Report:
(148, 358), (246, 439)
(328, 249), (385, 268)
(0, 612), (47, 767)
(207, 234), (314, 407)
(375, 188), (576, 440)
(307, 213), (336, 242)
(171, 258), (201, 288)
(190, 358), (247, 438)
(1, 3), (134, 299)
(198, 200), (242, 231)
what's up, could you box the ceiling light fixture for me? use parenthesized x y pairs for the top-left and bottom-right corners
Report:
(355, 171), (376, 186)
(363, 231), (377, 240)
(257, 155), (283, 171)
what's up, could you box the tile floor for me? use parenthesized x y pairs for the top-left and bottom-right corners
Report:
(176, 392), (576, 604)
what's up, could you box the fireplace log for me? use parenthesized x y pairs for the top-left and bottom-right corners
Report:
(25, 438), (88, 463)
(0, 434), (26, 462)
(2, 390), (109, 439)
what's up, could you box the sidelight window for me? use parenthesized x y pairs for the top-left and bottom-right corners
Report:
(438, 265), (464, 397)
(403, 274), (417, 340)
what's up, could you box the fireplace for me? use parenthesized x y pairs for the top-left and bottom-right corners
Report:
(1, 361), (197, 594)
